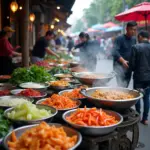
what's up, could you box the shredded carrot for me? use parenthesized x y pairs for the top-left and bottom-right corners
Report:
(66, 107), (118, 126)
(62, 88), (85, 99)
(41, 94), (78, 109)
(8, 122), (77, 150)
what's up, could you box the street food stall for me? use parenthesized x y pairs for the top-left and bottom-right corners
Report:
(0, 51), (142, 150)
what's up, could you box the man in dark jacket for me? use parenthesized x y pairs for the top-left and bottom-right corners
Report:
(113, 21), (137, 87)
(129, 30), (150, 125)
(74, 32), (99, 71)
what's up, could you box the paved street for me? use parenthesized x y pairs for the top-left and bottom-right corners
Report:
(96, 59), (150, 150)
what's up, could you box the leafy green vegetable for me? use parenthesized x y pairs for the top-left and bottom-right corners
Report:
(45, 55), (57, 60)
(45, 53), (72, 60)
(58, 53), (72, 60)
(49, 66), (71, 75)
(0, 109), (10, 138)
(10, 65), (55, 85)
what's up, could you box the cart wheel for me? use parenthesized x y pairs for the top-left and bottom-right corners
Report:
(132, 123), (139, 149)
(119, 136), (131, 150)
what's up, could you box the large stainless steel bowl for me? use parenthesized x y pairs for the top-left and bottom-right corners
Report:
(3, 123), (82, 150)
(19, 82), (49, 91)
(48, 81), (71, 91)
(63, 108), (123, 136)
(59, 89), (86, 100)
(36, 98), (81, 119)
(0, 96), (33, 109)
(70, 61), (80, 68)
(4, 104), (57, 126)
(10, 89), (47, 99)
(80, 87), (143, 111)
(0, 83), (16, 90)
(73, 72), (115, 86)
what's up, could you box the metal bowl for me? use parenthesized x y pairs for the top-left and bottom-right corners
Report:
(54, 73), (73, 79)
(63, 108), (123, 136)
(70, 61), (80, 68)
(49, 81), (71, 91)
(59, 89), (86, 101)
(0, 75), (11, 82)
(0, 96), (33, 109)
(4, 104), (57, 126)
(80, 87), (143, 111)
(19, 82), (49, 91)
(10, 89), (47, 99)
(36, 98), (81, 119)
(0, 83), (16, 90)
(3, 123), (82, 150)
(73, 72), (115, 86)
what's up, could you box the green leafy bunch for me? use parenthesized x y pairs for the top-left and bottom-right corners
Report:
(10, 65), (55, 84)
(0, 109), (10, 138)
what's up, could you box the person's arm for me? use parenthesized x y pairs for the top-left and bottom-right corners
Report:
(45, 47), (59, 58)
(74, 42), (85, 49)
(12, 51), (22, 56)
(129, 45), (136, 71)
(4, 40), (21, 56)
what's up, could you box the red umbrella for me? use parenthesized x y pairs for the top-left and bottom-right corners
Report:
(115, 2), (150, 29)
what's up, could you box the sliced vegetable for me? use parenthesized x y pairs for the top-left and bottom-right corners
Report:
(41, 94), (78, 109)
(66, 107), (118, 126)
(7, 102), (52, 120)
(8, 122), (77, 150)
(62, 88), (85, 99)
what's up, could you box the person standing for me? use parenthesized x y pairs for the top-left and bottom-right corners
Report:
(74, 32), (99, 71)
(31, 31), (59, 63)
(129, 30), (150, 125)
(113, 21), (137, 87)
(67, 36), (74, 53)
(0, 26), (21, 75)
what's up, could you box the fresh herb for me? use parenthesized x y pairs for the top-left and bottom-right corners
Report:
(10, 65), (56, 84)
(49, 66), (71, 75)
(0, 109), (10, 138)
(45, 53), (72, 60)
(58, 53), (72, 60)
(45, 55), (57, 60)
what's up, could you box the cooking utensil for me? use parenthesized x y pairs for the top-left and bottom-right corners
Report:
(4, 104), (57, 126)
(48, 81), (71, 91)
(80, 87), (143, 111)
(0, 83), (16, 90)
(72, 72), (115, 86)
(10, 89), (47, 99)
(3, 123), (82, 150)
(70, 61), (80, 68)
(54, 73), (73, 79)
(0, 96), (33, 109)
(63, 108), (123, 136)
(36, 98), (81, 119)
(19, 82), (49, 91)
(59, 89), (86, 100)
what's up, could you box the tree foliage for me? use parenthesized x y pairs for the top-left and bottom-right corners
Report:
(72, 0), (150, 32)
(71, 19), (86, 33)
